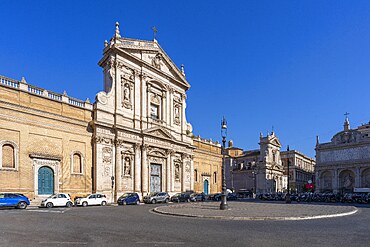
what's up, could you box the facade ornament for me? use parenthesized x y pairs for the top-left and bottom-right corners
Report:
(104, 40), (108, 47)
(151, 53), (162, 70)
(181, 64), (185, 76)
(114, 22), (121, 39)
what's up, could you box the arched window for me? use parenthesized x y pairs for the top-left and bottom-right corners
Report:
(2, 144), (14, 168)
(71, 152), (83, 174)
(194, 169), (198, 182)
(214, 172), (217, 183)
(0, 141), (18, 170)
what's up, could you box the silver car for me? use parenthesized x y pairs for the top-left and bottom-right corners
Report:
(143, 192), (170, 204)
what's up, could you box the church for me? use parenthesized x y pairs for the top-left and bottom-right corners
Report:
(0, 23), (221, 202)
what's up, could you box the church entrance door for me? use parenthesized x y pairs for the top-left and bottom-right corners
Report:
(150, 164), (161, 193)
(204, 180), (209, 195)
(38, 166), (54, 195)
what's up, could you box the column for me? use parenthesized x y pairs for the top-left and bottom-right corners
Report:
(355, 167), (361, 188)
(181, 154), (187, 192)
(134, 144), (141, 193)
(141, 144), (148, 194)
(315, 170), (320, 193)
(333, 169), (338, 193)
(115, 144), (121, 196)
(171, 155), (175, 191)
(190, 157), (194, 191)
(166, 150), (172, 192)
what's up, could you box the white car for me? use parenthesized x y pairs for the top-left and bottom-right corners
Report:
(74, 193), (107, 207)
(41, 193), (73, 208)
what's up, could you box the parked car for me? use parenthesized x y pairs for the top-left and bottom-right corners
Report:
(179, 192), (192, 202)
(75, 193), (107, 207)
(227, 193), (238, 201)
(40, 193), (73, 208)
(170, 193), (182, 203)
(143, 192), (170, 204)
(194, 192), (206, 202)
(117, 193), (140, 205)
(0, 193), (30, 209)
(211, 193), (222, 201)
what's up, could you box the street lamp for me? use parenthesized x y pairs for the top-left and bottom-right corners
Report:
(220, 116), (228, 210)
(286, 145), (291, 203)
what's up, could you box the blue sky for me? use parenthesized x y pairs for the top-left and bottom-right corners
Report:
(1, 1), (370, 157)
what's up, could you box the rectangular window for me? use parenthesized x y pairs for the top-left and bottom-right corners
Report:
(150, 104), (159, 119)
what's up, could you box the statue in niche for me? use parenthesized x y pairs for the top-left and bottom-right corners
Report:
(175, 164), (180, 180)
(123, 83), (130, 101)
(174, 105), (180, 124)
(124, 157), (131, 176)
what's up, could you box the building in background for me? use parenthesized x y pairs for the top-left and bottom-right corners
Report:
(281, 150), (315, 193)
(315, 116), (370, 193)
(192, 137), (222, 195)
(225, 132), (315, 194)
(225, 132), (286, 194)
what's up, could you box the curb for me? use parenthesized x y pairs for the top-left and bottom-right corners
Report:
(152, 207), (359, 221)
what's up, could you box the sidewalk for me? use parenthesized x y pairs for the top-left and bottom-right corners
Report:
(152, 201), (358, 221)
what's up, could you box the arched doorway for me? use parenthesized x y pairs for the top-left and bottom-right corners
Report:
(203, 179), (209, 195)
(339, 170), (355, 193)
(38, 166), (54, 195)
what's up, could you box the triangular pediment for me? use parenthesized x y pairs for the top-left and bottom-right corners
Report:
(143, 127), (174, 140)
(113, 38), (189, 88)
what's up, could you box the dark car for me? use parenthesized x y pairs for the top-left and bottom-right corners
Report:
(143, 192), (170, 204)
(194, 193), (206, 202)
(212, 193), (222, 201)
(0, 193), (30, 209)
(227, 193), (238, 201)
(117, 193), (140, 205)
(170, 193), (182, 203)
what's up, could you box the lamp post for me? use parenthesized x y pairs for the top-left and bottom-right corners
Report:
(286, 145), (291, 203)
(220, 117), (228, 210)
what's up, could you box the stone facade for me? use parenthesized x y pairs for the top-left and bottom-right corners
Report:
(225, 132), (286, 194)
(0, 76), (93, 201)
(0, 23), (223, 203)
(315, 117), (370, 193)
(193, 137), (222, 194)
(225, 132), (315, 194)
(281, 150), (315, 193)
(93, 23), (194, 201)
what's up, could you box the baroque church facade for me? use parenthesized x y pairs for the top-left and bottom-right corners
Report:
(0, 23), (207, 202)
(225, 132), (286, 194)
(93, 23), (195, 201)
(315, 116), (370, 193)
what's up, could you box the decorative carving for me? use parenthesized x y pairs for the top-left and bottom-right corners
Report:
(102, 147), (112, 164)
(151, 94), (161, 105)
(151, 53), (162, 70)
(95, 136), (114, 145)
(96, 92), (108, 105)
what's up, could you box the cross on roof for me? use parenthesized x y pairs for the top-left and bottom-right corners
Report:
(152, 26), (158, 40)
(344, 112), (350, 118)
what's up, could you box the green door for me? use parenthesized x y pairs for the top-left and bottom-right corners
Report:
(204, 180), (209, 195)
(38, 166), (54, 195)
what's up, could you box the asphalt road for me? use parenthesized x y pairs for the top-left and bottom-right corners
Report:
(0, 202), (369, 247)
